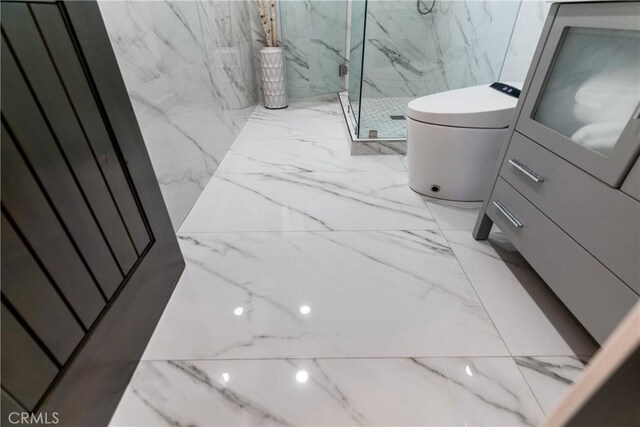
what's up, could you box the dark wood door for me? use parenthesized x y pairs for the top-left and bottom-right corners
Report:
(1, 1), (185, 425)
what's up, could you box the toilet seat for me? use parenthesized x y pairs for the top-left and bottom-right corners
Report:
(407, 84), (519, 129)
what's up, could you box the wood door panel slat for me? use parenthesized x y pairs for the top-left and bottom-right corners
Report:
(0, 36), (123, 300)
(2, 3), (138, 274)
(1, 304), (59, 411)
(0, 124), (105, 328)
(1, 213), (85, 364)
(31, 4), (151, 256)
(1, 389), (26, 421)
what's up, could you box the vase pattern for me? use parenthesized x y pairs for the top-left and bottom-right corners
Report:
(260, 47), (288, 109)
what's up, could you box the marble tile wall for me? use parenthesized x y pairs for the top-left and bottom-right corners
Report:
(500, 0), (552, 83)
(361, 0), (522, 99)
(99, 0), (260, 230)
(279, 0), (348, 100)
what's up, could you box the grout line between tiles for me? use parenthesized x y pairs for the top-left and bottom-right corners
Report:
(175, 228), (443, 235)
(212, 170), (412, 176)
(442, 230), (551, 415)
(215, 169), (409, 175)
(140, 355), (526, 363)
(443, 233), (514, 359)
(514, 357), (553, 417)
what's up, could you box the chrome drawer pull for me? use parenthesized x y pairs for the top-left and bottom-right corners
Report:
(509, 159), (544, 183)
(493, 200), (524, 228)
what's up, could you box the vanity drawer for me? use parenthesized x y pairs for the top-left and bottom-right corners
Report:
(488, 178), (638, 344)
(500, 132), (640, 293)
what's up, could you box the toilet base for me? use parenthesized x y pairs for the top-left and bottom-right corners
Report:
(408, 184), (483, 203)
(407, 118), (508, 202)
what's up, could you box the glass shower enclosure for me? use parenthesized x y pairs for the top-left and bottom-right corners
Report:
(346, 0), (522, 141)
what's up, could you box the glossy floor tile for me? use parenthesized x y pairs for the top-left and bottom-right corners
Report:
(421, 196), (483, 230)
(218, 136), (406, 173)
(236, 102), (349, 140)
(111, 357), (544, 427)
(515, 356), (588, 415)
(444, 230), (598, 357)
(142, 230), (509, 360)
(179, 172), (437, 232)
(111, 100), (596, 426)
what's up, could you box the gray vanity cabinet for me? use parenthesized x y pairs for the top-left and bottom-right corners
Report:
(474, 1), (640, 345)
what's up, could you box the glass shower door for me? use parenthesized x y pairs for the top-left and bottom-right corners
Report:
(348, 0), (366, 136)
(355, 0), (521, 140)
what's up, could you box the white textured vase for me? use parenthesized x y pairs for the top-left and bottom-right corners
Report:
(260, 47), (288, 109)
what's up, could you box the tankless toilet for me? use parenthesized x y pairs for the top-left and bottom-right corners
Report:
(407, 83), (519, 201)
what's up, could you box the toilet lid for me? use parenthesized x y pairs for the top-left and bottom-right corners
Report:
(406, 84), (519, 129)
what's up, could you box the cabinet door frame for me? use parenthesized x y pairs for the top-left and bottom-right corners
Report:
(516, 2), (640, 187)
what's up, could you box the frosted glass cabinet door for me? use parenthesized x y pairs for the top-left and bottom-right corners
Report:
(517, 2), (640, 187)
(533, 27), (639, 155)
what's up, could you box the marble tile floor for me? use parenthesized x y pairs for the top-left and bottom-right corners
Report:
(111, 101), (597, 427)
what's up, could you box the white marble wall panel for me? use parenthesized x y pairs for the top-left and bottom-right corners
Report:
(500, 0), (552, 83)
(131, 63), (247, 227)
(280, 0), (348, 100)
(361, 0), (521, 99)
(99, 1), (205, 89)
(99, 0), (260, 229)
(247, 0), (268, 101)
(199, 0), (259, 110)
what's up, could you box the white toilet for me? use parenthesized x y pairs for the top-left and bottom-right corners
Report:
(407, 83), (519, 201)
